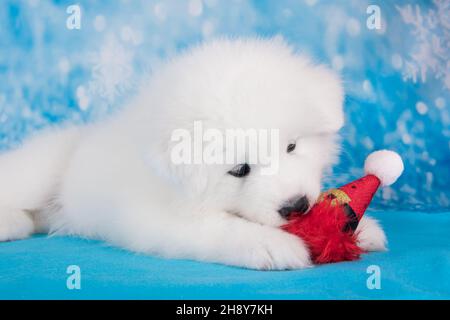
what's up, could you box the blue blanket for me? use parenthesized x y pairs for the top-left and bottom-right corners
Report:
(0, 210), (448, 300)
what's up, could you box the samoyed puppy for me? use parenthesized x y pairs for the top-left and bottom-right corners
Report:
(0, 38), (386, 270)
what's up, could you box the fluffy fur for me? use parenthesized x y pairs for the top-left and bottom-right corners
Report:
(0, 38), (386, 269)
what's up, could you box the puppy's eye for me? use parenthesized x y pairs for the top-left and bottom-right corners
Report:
(287, 143), (296, 153)
(228, 163), (251, 178)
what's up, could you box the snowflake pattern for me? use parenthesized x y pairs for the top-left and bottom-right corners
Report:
(396, 0), (450, 89)
(88, 35), (134, 104)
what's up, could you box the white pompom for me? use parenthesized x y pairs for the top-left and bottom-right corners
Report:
(364, 150), (404, 186)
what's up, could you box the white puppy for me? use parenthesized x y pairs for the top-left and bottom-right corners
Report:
(0, 38), (386, 269)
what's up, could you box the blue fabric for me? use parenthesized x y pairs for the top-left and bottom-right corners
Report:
(1, 210), (449, 300)
(0, 0), (449, 212)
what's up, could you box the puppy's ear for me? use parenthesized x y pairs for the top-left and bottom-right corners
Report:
(314, 65), (345, 133)
(170, 162), (210, 196)
(143, 130), (211, 196)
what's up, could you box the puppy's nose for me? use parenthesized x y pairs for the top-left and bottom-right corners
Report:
(278, 196), (310, 218)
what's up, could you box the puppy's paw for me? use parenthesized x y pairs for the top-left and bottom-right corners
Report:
(245, 227), (312, 270)
(356, 216), (387, 252)
(0, 208), (34, 242)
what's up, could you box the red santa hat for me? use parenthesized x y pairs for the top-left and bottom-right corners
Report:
(338, 150), (404, 222)
(283, 150), (404, 264)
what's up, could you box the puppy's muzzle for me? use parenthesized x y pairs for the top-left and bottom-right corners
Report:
(278, 195), (310, 218)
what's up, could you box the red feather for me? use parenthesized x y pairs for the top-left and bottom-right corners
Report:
(283, 200), (363, 264)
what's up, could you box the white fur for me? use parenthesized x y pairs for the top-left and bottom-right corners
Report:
(0, 38), (386, 269)
(0, 208), (34, 241)
(356, 216), (387, 252)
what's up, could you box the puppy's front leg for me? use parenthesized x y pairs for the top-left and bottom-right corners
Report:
(119, 211), (311, 270)
(356, 216), (387, 252)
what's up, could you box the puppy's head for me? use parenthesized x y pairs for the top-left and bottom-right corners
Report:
(145, 38), (344, 227)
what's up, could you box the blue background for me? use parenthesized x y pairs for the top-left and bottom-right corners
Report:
(0, 0), (449, 300)
(1, 0), (449, 211)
